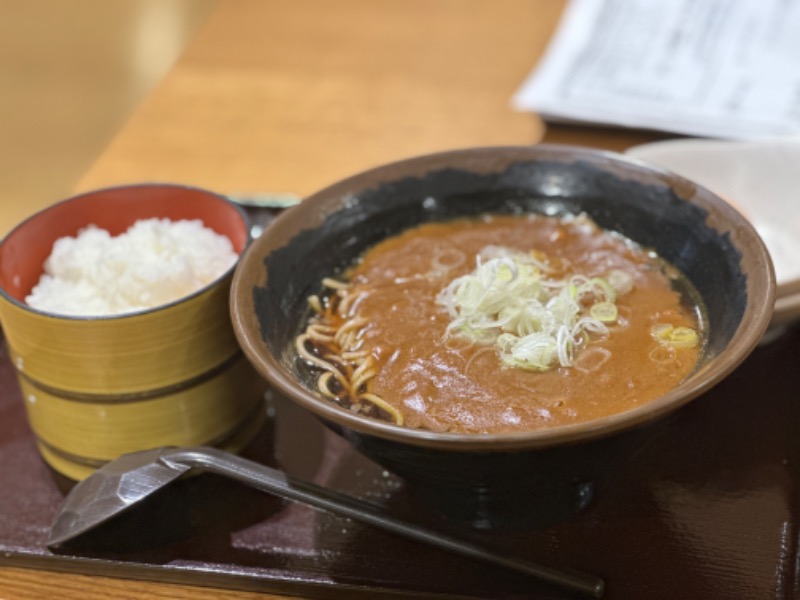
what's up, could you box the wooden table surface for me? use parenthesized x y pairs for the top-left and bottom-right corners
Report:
(1, 1), (669, 597)
(73, 0), (664, 199)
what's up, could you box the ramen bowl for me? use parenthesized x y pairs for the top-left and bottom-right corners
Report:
(231, 145), (775, 527)
(0, 184), (267, 481)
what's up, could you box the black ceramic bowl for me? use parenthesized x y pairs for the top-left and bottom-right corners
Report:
(231, 145), (774, 527)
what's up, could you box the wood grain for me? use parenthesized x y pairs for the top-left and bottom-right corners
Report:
(0, 567), (277, 599)
(76, 0), (552, 197)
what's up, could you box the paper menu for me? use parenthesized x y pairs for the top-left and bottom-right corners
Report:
(513, 0), (800, 139)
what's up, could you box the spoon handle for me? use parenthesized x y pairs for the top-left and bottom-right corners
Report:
(163, 447), (604, 598)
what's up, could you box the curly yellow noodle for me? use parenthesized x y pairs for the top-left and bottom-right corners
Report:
(334, 317), (367, 347)
(321, 277), (351, 291)
(359, 393), (404, 426)
(307, 295), (323, 314)
(295, 334), (352, 391)
(337, 290), (366, 318)
(317, 372), (340, 399)
(296, 281), (403, 426)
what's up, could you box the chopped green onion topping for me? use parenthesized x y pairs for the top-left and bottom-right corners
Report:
(650, 323), (699, 349)
(590, 301), (618, 323)
(607, 269), (634, 295)
(437, 246), (631, 372)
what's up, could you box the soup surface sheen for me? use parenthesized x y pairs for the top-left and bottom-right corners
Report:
(301, 214), (704, 434)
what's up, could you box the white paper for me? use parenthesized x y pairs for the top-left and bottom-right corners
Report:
(513, 0), (800, 139)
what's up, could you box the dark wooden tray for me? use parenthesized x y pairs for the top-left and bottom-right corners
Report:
(1, 323), (798, 599)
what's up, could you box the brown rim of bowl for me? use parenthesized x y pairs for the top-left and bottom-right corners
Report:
(0, 182), (251, 321)
(231, 144), (776, 452)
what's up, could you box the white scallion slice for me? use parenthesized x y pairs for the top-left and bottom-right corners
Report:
(590, 301), (618, 323)
(437, 246), (628, 372)
(607, 269), (634, 295)
(650, 323), (699, 349)
(666, 326), (699, 348)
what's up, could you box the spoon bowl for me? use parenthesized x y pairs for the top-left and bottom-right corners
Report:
(49, 446), (604, 597)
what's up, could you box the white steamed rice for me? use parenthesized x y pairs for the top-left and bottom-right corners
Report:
(25, 218), (238, 316)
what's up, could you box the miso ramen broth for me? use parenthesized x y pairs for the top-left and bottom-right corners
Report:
(295, 214), (706, 434)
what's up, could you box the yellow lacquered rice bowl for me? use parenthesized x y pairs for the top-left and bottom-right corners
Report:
(0, 184), (268, 480)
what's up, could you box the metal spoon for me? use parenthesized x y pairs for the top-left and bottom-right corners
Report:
(48, 446), (604, 597)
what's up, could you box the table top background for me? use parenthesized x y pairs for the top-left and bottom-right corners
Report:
(73, 0), (665, 201)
